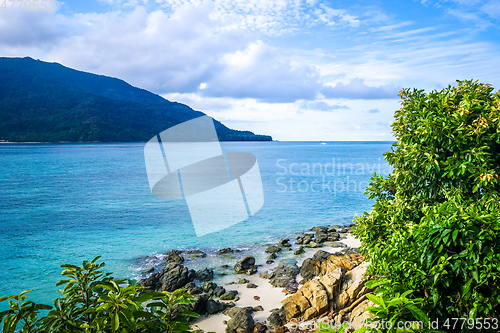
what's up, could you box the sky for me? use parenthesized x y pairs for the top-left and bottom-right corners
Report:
(1, 0), (499, 141)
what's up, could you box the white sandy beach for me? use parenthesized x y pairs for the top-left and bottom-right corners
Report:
(193, 234), (361, 332)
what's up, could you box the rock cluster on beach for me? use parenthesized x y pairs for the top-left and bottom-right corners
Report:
(137, 224), (373, 333)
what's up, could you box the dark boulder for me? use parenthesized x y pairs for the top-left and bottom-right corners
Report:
(225, 308), (255, 333)
(218, 248), (234, 255)
(267, 308), (285, 329)
(165, 250), (184, 264)
(195, 268), (214, 281)
(278, 239), (291, 247)
(137, 272), (161, 291)
(294, 246), (305, 255)
(192, 293), (209, 314)
(214, 285), (226, 297)
(312, 250), (331, 262)
(315, 230), (328, 243)
(300, 258), (321, 281)
(234, 256), (258, 275)
(202, 281), (218, 294)
(220, 290), (238, 300)
(206, 299), (225, 315)
(269, 260), (299, 290)
(159, 263), (194, 292)
(265, 245), (281, 253)
(183, 282), (203, 295)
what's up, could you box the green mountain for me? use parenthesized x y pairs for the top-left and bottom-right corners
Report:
(0, 57), (272, 142)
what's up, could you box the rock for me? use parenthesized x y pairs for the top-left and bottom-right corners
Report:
(192, 293), (209, 314)
(246, 283), (258, 289)
(137, 272), (160, 291)
(159, 263), (194, 292)
(300, 252), (365, 282)
(238, 278), (250, 284)
(195, 268), (214, 282)
(323, 241), (347, 248)
(253, 322), (267, 333)
(184, 282), (203, 295)
(206, 299), (225, 314)
(235, 256), (258, 275)
(274, 327), (286, 333)
(268, 253), (277, 260)
(267, 308), (285, 329)
(254, 295), (260, 301)
(265, 245), (281, 253)
(185, 250), (207, 258)
(278, 239), (291, 248)
(312, 250), (332, 262)
(293, 246), (305, 255)
(311, 226), (327, 232)
(226, 308), (255, 333)
(327, 232), (341, 241)
(218, 248), (234, 255)
(269, 260), (300, 290)
(348, 299), (374, 323)
(339, 227), (348, 233)
(295, 236), (303, 245)
(315, 230), (328, 243)
(145, 267), (154, 274)
(306, 241), (321, 248)
(202, 281), (218, 294)
(165, 250), (184, 264)
(281, 279), (328, 321)
(327, 227), (337, 233)
(319, 268), (342, 300)
(333, 262), (369, 311)
(253, 305), (264, 312)
(214, 285), (226, 297)
(220, 290), (239, 300)
(300, 258), (321, 281)
(331, 225), (341, 229)
(260, 271), (274, 279)
(266, 260), (274, 264)
(222, 264), (229, 268)
(302, 234), (314, 245)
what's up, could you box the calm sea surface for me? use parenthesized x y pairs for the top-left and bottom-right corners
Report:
(0, 141), (393, 307)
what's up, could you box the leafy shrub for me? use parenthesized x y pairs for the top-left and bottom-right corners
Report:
(353, 80), (500, 332)
(0, 256), (200, 333)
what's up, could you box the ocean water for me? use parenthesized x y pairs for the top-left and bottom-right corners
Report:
(0, 141), (393, 307)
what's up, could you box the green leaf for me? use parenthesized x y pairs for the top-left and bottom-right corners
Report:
(113, 312), (120, 331)
(406, 304), (429, 324)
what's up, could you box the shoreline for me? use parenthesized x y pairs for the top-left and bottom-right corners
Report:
(136, 223), (362, 332)
(193, 234), (361, 332)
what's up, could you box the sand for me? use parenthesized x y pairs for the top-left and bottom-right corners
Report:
(193, 234), (361, 332)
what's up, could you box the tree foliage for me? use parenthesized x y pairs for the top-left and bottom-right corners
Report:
(353, 80), (500, 332)
(0, 257), (200, 333)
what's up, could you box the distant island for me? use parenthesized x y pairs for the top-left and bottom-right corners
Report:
(0, 57), (272, 142)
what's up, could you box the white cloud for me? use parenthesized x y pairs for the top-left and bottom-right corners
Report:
(321, 79), (400, 99)
(299, 100), (350, 111)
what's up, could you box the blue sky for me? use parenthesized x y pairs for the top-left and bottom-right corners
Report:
(1, 0), (499, 140)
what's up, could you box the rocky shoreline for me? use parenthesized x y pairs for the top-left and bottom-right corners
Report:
(137, 224), (373, 333)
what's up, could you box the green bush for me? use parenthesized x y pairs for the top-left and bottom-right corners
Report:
(353, 80), (500, 332)
(0, 257), (200, 333)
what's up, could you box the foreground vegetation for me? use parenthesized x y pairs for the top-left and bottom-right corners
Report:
(353, 80), (500, 332)
(0, 257), (199, 333)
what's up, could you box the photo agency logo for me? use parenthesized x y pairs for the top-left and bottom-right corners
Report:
(275, 158), (392, 194)
(144, 116), (264, 237)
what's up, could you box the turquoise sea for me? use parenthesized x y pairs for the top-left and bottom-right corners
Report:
(0, 141), (393, 307)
